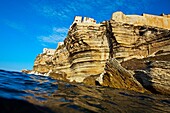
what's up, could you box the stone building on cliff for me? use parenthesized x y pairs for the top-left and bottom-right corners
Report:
(112, 11), (170, 30)
(43, 48), (55, 55)
(70, 16), (97, 29)
(73, 16), (96, 24)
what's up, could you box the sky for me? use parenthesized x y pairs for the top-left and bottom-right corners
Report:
(0, 0), (170, 71)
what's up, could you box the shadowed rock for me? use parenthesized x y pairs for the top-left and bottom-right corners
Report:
(134, 61), (170, 95)
(83, 74), (100, 86)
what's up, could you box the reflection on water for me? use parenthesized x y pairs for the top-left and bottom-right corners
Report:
(0, 69), (170, 113)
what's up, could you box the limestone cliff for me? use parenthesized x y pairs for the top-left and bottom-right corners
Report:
(29, 11), (170, 94)
(33, 21), (110, 82)
(64, 22), (109, 81)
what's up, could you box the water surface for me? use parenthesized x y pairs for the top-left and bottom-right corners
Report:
(0, 69), (170, 113)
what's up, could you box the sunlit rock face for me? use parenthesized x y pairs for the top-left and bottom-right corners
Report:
(30, 12), (170, 94)
(64, 22), (109, 82)
(33, 53), (54, 74)
(51, 45), (71, 77)
(101, 58), (147, 93)
(109, 19), (170, 62)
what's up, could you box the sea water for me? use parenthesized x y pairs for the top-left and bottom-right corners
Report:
(0, 69), (170, 113)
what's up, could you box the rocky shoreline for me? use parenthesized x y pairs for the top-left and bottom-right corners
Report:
(23, 11), (170, 95)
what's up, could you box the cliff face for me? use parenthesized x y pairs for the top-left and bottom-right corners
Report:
(30, 11), (170, 94)
(109, 19), (170, 61)
(33, 54), (54, 74)
(64, 23), (109, 81)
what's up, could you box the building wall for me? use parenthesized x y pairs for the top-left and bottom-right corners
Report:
(58, 42), (64, 46)
(83, 17), (96, 23)
(70, 16), (97, 29)
(74, 16), (82, 23)
(112, 11), (170, 29)
(73, 16), (96, 24)
(43, 48), (55, 55)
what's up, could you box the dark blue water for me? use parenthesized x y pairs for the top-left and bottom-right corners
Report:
(0, 69), (170, 113)
(0, 69), (58, 100)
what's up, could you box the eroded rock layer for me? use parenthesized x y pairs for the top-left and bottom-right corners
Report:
(102, 58), (147, 93)
(109, 20), (170, 61)
(64, 23), (109, 81)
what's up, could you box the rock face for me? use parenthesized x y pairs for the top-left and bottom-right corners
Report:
(30, 12), (170, 94)
(101, 58), (146, 93)
(32, 21), (110, 82)
(121, 51), (170, 95)
(109, 19), (170, 62)
(132, 58), (170, 95)
(64, 22), (109, 82)
(33, 53), (54, 74)
(147, 61), (170, 95)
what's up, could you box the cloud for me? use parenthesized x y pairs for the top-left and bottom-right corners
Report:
(38, 27), (68, 45)
(53, 27), (68, 33)
(4, 20), (25, 31)
(33, 0), (150, 47)
(30, 0), (150, 22)
(38, 34), (66, 44)
(31, 2), (69, 19)
(35, 5), (58, 17)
